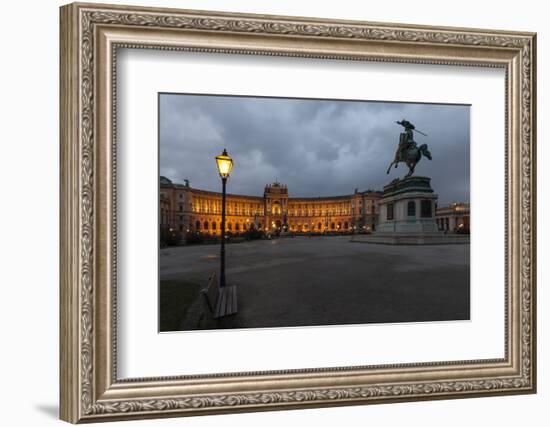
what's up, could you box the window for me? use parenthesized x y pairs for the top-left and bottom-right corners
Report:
(407, 201), (416, 217)
(203, 221), (209, 230)
(387, 203), (394, 220)
(212, 222), (217, 230)
(421, 200), (432, 218)
(195, 221), (200, 230)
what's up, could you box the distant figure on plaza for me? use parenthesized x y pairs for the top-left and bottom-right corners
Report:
(386, 119), (432, 178)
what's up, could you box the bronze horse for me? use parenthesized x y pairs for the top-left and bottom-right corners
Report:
(386, 143), (432, 178)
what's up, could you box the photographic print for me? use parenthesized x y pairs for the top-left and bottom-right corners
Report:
(159, 94), (471, 332)
(60, 5), (536, 420)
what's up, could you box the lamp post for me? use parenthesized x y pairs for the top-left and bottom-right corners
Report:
(215, 148), (233, 288)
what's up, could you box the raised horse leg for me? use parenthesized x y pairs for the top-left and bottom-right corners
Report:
(405, 161), (415, 178)
(386, 161), (396, 174)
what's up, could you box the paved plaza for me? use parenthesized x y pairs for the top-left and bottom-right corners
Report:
(160, 236), (470, 331)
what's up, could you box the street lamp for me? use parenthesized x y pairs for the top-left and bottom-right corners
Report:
(215, 148), (233, 288)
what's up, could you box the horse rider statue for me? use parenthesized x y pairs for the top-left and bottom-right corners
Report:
(386, 119), (432, 178)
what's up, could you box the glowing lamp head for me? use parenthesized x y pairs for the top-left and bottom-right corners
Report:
(215, 148), (233, 179)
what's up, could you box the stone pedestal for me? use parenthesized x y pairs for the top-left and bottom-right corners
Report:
(377, 176), (438, 233)
(351, 176), (468, 245)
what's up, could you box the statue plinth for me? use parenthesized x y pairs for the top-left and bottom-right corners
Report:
(382, 176), (434, 198)
(351, 176), (468, 245)
(377, 176), (438, 234)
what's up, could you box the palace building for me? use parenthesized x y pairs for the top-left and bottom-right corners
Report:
(160, 176), (382, 235)
(435, 202), (470, 233)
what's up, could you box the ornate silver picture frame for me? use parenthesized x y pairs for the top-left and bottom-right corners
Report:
(60, 2), (536, 423)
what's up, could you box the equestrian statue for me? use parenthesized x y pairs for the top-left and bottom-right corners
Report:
(386, 119), (432, 178)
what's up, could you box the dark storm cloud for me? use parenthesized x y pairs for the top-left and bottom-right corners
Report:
(160, 94), (470, 205)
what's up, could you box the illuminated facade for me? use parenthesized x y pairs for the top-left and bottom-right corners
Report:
(435, 202), (470, 232)
(160, 177), (382, 235)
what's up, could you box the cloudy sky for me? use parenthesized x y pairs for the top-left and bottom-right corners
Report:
(160, 94), (470, 205)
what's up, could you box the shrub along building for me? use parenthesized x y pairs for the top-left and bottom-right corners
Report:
(160, 176), (382, 238)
